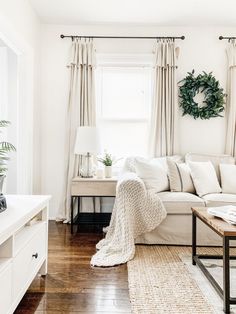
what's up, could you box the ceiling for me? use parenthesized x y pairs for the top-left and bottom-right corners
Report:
(30, 0), (236, 26)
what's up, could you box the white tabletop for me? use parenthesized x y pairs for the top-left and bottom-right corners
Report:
(0, 195), (51, 244)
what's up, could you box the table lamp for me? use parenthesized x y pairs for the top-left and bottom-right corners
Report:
(74, 126), (101, 178)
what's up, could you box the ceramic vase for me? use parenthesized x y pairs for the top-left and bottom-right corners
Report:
(104, 166), (112, 178)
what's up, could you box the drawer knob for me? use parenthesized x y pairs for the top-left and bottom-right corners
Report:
(32, 253), (38, 259)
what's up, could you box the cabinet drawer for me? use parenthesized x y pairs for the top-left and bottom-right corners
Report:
(0, 263), (12, 314)
(71, 181), (117, 196)
(13, 223), (46, 299)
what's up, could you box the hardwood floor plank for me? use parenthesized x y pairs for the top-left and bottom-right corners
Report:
(14, 222), (131, 314)
(17, 310), (131, 314)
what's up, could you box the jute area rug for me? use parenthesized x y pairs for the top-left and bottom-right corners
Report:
(127, 246), (236, 314)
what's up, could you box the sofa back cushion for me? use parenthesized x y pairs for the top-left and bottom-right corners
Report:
(135, 158), (170, 192)
(122, 156), (137, 173)
(134, 158), (169, 192)
(122, 155), (182, 176)
(185, 153), (235, 181)
(188, 161), (222, 197)
(134, 155), (182, 191)
(153, 155), (183, 172)
(220, 164), (236, 194)
(167, 158), (195, 193)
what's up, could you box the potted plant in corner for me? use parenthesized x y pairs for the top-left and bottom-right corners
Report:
(0, 120), (16, 212)
(97, 153), (120, 178)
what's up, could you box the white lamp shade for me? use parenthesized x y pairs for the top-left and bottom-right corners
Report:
(74, 126), (101, 155)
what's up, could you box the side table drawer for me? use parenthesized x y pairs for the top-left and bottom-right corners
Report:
(71, 181), (117, 196)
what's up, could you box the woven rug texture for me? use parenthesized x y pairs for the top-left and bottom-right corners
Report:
(127, 245), (225, 314)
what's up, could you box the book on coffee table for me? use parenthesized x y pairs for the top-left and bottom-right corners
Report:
(207, 205), (236, 225)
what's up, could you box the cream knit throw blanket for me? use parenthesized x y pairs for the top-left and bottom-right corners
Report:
(91, 172), (167, 267)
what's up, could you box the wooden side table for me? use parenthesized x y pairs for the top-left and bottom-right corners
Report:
(70, 177), (117, 234)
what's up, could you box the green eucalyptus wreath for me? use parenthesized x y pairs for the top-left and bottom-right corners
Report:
(179, 70), (225, 119)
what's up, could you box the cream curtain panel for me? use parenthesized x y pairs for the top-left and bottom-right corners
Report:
(149, 40), (179, 157)
(225, 40), (236, 156)
(58, 38), (96, 221)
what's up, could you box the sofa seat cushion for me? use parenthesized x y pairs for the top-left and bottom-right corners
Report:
(157, 192), (205, 214)
(203, 193), (236, 207)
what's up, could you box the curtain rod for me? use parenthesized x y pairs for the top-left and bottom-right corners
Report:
(60, 34), (185, 40)
(219, 36), (236, 40)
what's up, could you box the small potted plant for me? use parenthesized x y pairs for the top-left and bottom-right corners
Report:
(97, 153), (119, 178)
(0, 120), (16, 212)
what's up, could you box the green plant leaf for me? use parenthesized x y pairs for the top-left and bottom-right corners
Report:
(0, 120), (16, 175)
(0, 120), (10, 128)
(178, 71), (225, 120)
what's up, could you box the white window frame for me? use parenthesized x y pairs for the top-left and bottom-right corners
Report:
(0, 47), (8, 119)
(0, 23), (34, 194)
(95, 53), (153, 158)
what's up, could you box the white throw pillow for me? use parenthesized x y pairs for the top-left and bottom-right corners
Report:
(220, 164), (236, 194)
(135, 158), (169, 192)
(185, 153), (235, 181)
(188, 161), (221, 197)
(167, 158), (195, 193)
(154, 155), (183, 172)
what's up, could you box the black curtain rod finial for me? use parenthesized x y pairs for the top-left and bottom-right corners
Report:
(219, 35), (236, 41)
(60, 34), (65, 39)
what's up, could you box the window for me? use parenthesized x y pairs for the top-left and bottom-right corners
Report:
(0, 47), (8, 119)
(0, 44), (18, 193)
(96, 54), (153, 158)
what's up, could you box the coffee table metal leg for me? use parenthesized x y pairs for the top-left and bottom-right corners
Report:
(223, 236), (230, 313)
(192, 212), (196, 265)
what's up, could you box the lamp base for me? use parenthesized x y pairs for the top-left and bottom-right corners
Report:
(79, 152), (95, 178)
(80, 174), (94, 178)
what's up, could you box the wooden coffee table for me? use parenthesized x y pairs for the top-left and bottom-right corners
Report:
(192, 207), (236, 313)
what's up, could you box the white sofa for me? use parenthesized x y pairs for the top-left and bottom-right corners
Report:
(124, 153), (236, 246)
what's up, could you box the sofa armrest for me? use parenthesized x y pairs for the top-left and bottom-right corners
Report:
(117, 172), (146, 198)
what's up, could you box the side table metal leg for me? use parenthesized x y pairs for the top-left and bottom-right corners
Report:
(71, 196), (74, 234)
(76, 196), (80, 233)
(192, 212), (197, 265)
(93, 196), (95, 232)
(223, 236), (230, 313)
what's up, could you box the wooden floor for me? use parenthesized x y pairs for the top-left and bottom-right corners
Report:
(15, 222), (131, 314)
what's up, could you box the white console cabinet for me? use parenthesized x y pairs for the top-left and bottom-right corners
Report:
(0, 195), (51, 314)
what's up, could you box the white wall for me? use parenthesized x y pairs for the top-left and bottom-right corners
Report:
(0, 0), (39, 49)
(40, 24), (236, 218)
(6, 48), (18, 193)
(0, 0), (41, 194)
